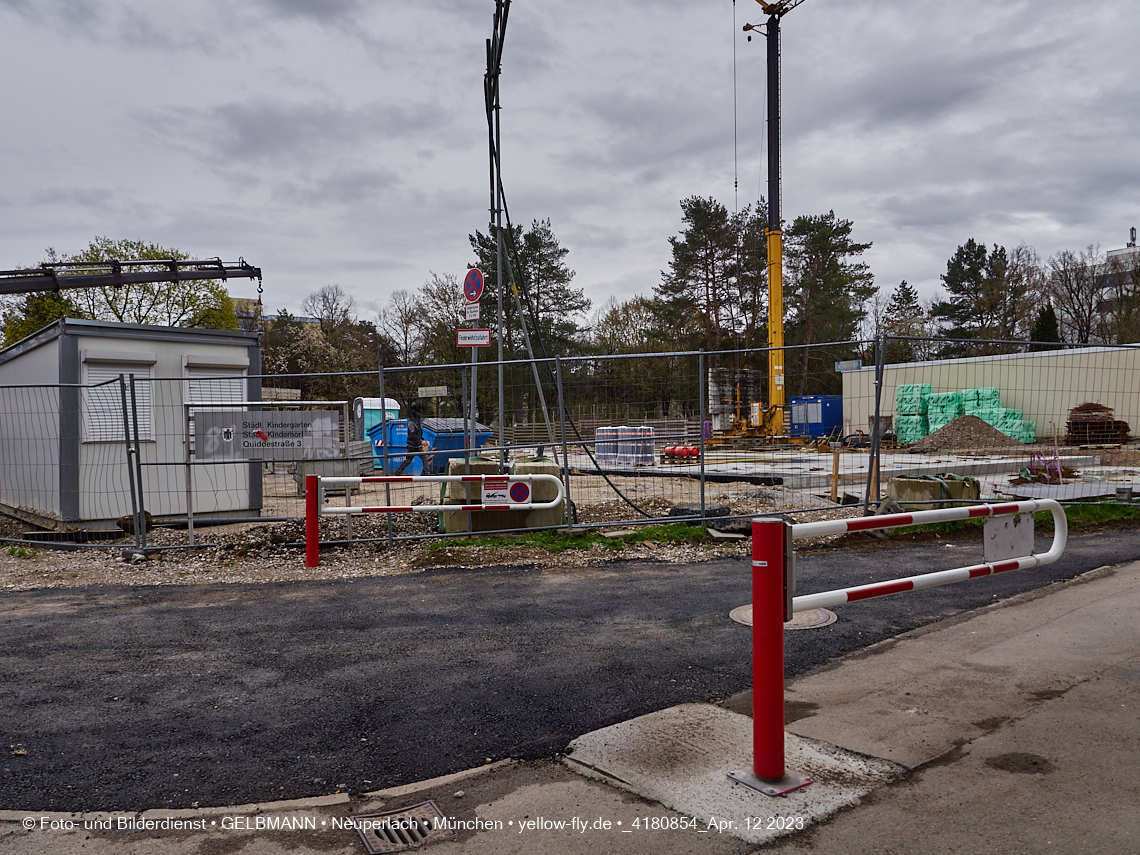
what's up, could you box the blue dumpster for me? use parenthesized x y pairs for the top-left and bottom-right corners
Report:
(365, 419), (423, 475)
(420, 417), (493, 474)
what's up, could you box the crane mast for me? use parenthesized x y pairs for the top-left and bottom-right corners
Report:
(745, 0), (804, 438)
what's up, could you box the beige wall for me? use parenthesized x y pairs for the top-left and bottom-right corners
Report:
(842, 347), (1140, 442)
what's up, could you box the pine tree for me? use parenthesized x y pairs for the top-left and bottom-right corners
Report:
(469, 218), (588, 358)
(784, 211), (874, 394)
(882, 280), (925, 363)
(1028, 303), (1061, 351)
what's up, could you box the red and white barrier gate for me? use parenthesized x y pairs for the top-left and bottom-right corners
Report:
(730, 500), (1067, 797)
(304, 473), (565, 567)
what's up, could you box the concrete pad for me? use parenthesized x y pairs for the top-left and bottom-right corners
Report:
(786, 562), (1140, 768)
(562, 703), (905, 845)
(764, 653), (1140, 854)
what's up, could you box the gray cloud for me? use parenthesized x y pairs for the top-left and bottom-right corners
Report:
(2, 0), (1139, 316)
(140, 98), (458, 168)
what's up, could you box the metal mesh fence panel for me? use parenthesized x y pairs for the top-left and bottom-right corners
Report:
(2, 336), (1136, 546)
(854, 338), (1140, 503)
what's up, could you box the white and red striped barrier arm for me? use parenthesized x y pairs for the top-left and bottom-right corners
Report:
(788, 500), (1067, 613)
(316, 473), (565, 515)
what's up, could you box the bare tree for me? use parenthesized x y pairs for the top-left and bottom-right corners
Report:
(378, 288), (424, 364)
(1097, 252), (1140, 344)
(1047, 246), (1101, 343)
(302, 284), (357, 348)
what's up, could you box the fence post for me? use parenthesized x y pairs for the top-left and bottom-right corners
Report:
(863, 335), (886, 514)
(118, 375), (142, 548)
(729, 517), (813, 796)
(129, 374), (147, 549)
(698, 349), (706, 523)
(378, 366), (393, 547)
(305, 474), (320, 568)
(554, 356), (572, 531)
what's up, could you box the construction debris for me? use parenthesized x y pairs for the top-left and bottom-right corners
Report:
(1064, 403), (1131, 445)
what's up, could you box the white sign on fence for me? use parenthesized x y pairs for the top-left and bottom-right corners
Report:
(482, 479), (532, 504)
(195, 410), (342, 460)
(457, 329), (492, 347)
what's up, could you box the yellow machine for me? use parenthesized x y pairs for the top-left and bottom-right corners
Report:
(711, 1), (804, 444)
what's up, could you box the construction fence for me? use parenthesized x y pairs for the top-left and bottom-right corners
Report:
(0, 337), (1137, 548)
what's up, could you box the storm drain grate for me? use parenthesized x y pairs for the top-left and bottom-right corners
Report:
(351, 800), (453, 853)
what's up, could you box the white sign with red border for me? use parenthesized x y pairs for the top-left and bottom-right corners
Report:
(482, 479), (509, 503)
(457, 328), (492, 347)
(483, 479), (532, 504)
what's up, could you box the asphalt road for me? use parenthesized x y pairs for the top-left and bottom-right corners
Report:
(2, 527), (1138, 813)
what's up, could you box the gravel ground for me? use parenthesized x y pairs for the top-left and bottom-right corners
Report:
(0, 484), (856, 592)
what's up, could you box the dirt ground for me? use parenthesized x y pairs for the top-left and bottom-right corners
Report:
(0, 482), (857, 592)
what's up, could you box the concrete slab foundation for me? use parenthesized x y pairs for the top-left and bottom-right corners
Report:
(563, 703), (905, 845)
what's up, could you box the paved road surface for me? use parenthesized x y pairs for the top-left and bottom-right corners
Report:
(2, 527), (1137, 813)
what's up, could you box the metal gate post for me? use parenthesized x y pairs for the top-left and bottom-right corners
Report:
(729, 517), (813, 796)
(305, 474), (320, 568)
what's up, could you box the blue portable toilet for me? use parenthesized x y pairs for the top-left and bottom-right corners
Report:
(790, 395), (843, 438)
(353, 397), (400, 441)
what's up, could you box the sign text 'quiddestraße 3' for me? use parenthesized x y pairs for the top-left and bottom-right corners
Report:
(195, 411), (341, 460)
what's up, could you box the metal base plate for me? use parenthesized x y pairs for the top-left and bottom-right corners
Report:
(727, 768), (814, 796)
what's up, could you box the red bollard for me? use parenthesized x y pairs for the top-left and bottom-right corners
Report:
(305, 474), (320, 568)
(728, 518), (813, 796)
(752, 518), (786, 780)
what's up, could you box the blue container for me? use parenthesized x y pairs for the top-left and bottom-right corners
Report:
(790, 395), (843, 438)
(419, 417), (493, 474)
(366, 419), (422, 475)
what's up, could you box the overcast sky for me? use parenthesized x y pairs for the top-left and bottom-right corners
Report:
(2, 0), (1137, 325)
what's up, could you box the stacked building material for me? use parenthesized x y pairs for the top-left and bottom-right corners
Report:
(893, 383), (932, 443)
(895, 415), (930, 444)
(961, 387), (1002, 414)
(1064, 403), (1131, 445)
(894, 383), (932, 415)
(926, 392), (964, 433)
(959, 388), (1036, 443)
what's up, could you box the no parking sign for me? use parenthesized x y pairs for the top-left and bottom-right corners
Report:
(463, 268), (484, 303)
(483, 479), (531, 504)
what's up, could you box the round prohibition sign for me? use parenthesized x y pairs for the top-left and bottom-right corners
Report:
(463, 268), (484, 303)
(509, 481), (531, 503)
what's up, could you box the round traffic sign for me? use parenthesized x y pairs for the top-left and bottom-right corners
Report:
(509, 481), (531, 503)
(463, 268), (484, 303)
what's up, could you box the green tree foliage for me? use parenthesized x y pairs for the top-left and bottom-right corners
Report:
(56, 237), (238, 330)
(2, 291), (92, 347)
(783, 211), (874, 394)
(931, 240), (1041, 353)
(881, 280), (927, 363)
(584, 296), (691, 419)
(469, 218), (589, 358)
(1028, 303), (1062, 350)
(655, 197), (768, 354)
(261, 285), (390, 400)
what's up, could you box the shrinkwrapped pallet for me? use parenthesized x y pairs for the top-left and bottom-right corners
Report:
(895, 414), (929, 444)
(894, 383), (932, 415)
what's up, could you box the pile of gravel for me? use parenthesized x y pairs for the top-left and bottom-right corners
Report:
(922, 415), (1026, 451)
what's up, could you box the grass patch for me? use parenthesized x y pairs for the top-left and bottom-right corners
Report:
(423, 522), (714, 554)
(893, 501), (1140, 537)
(6, 546), (38, 559)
